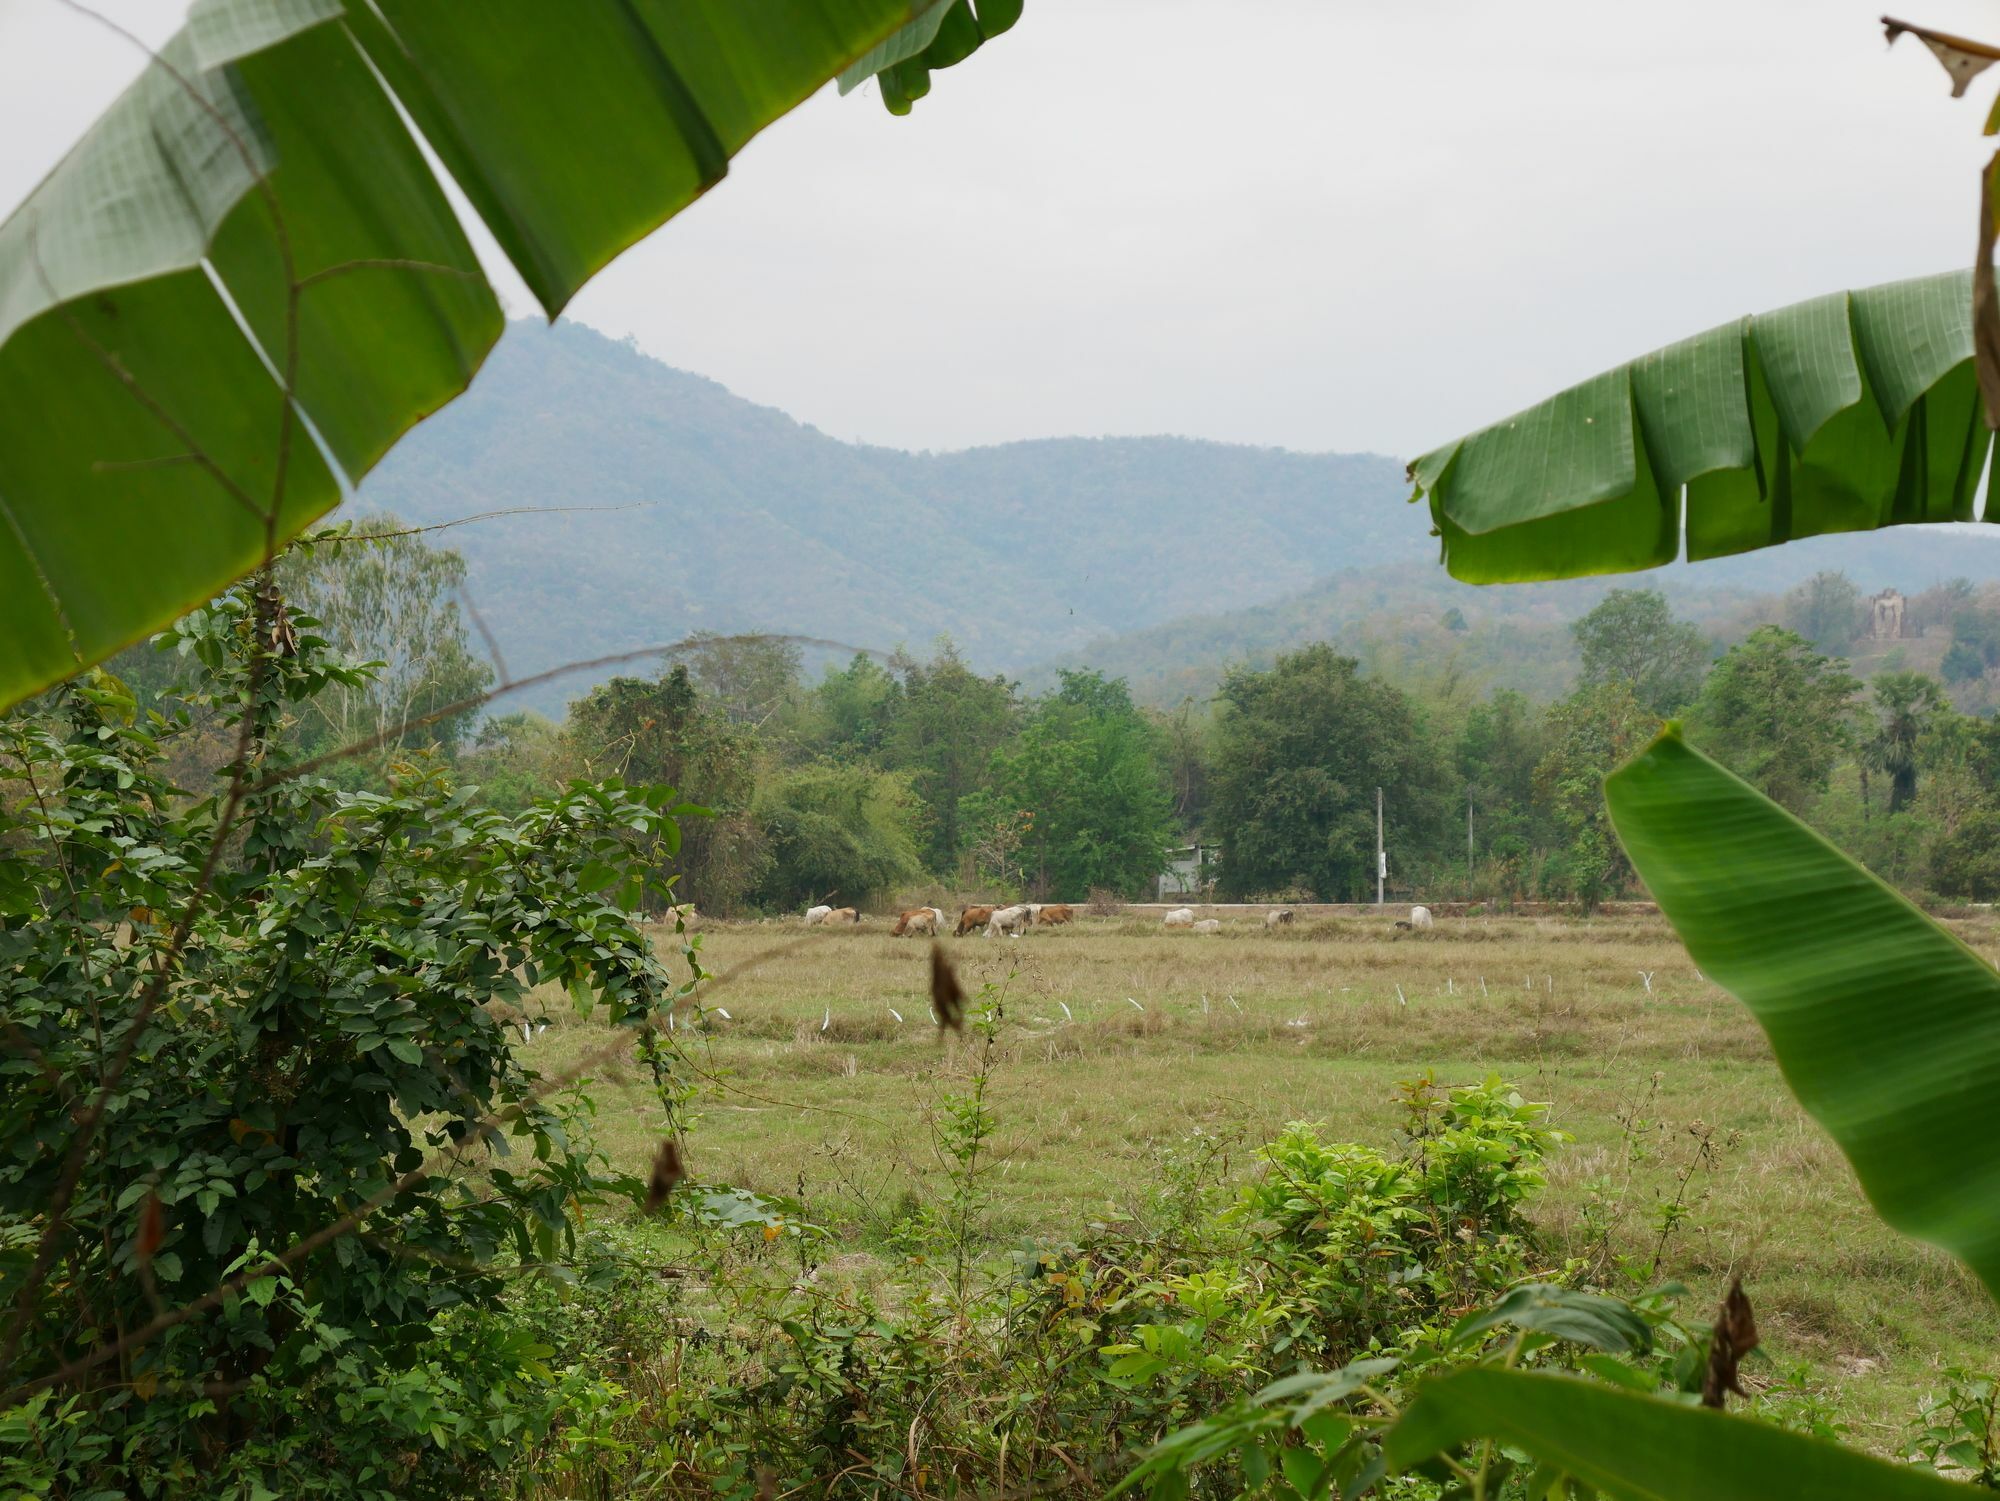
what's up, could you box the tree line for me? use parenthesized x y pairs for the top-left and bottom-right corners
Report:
(123, 521), (2000, 911)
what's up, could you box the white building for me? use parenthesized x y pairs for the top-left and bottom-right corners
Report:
(1157, 842), (1218, 899)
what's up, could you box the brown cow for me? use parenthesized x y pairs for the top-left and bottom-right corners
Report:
(1033, 903), (1074, 926)
(825, 907), (861, 925)
(891, 908), (939, 937)
(955, 905), (996, 937)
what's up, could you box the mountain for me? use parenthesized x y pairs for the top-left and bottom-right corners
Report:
(353, 320), (1415, 711)
(355, 318), (2000, 714)
(1027, 544), (2000, 708)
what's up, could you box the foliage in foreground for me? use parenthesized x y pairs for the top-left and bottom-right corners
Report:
(0, 586), (697, 1496)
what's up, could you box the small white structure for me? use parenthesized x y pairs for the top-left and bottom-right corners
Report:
(1162, 907), (1196, 928)
(1157, 844), (1218, 900)
(803, 904), (832, 926)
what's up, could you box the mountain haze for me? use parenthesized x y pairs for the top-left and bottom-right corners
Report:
(355, 319), (2000, 713)
(355, 320), (1415, 708)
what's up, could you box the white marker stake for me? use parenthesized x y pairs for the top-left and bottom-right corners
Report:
(1058, 1000), (1073, 1022)
(888, 1006), (904, 1023)
(1201, 995), (1210, 1013)
(821, 1006), (831, 1032)
(1395, 985), (1407, 1006)
(1480, 977), (1488, 996)
(1639, 971), (1654, 994)
(713, 1007), (731, 1020)
(1227, 995), (1242, 1012)
(1126, 997), (1145, 1011)
(1446, 978), (1455, 995)
(520, 1022), (531, 1044)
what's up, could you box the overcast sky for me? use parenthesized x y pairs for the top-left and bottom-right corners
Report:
(4, 0), (2000, 461)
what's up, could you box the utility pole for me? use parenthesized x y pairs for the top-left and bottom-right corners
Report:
(1376, 785), (1385, 906)
(1467, 794), (1475, 879)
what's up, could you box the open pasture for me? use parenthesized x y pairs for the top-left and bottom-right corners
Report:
(527, 908), (2000, 1441)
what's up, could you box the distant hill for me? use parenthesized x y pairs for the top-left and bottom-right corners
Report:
(354, 318), (2000, 713)
(354, 320), (1416, 711)
(1029, 543), (2000, 708)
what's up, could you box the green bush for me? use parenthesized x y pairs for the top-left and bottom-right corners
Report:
(0, 584), (695, 1498)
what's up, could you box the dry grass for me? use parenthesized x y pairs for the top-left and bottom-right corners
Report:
(521, 909), (2000, 1441)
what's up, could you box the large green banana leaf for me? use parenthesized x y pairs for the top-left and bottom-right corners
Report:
(1605, 729), (2000, 1304)
(0, 0), (1005, 713)
(1385, 1368), (1969, 1499)
(1406, 272), (1993, 584)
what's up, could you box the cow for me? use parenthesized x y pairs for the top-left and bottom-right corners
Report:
(1409, 905), (1434, 930)
(1192, 918), (1222, 934)
(1265, 908), (1295, 928)
(985, 903), (1031, 938)
(955, 905), (996, 937)
(825, 907), (861, 925)
(891, 908), (938, 937)
(1162, 907), (1195, 928)
(803, 904), (833, 926)
(926, 906), (947, 929)
(1034, 903), (1075, 926)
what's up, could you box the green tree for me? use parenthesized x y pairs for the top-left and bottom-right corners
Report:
(1689, 626), (1858, 814)
(671, 631), (804, 728)
(1865, 671), (1949, 815)
(1533, 681), (1654, 905)
(1208, 645), (1445, 900)
(964, 671), (1176, 899)
(459, 711), (570, 815)
(1570, 588), (1708, 714)
(568, 667), (765, 913)
(1783, 571), (1865, 654)
(882, 642), (1017, 875)
(795, 653), (903, 761)
(280, 516), (495, 757)
(750, 763), (923, 910)
(1458, 689), (1551, 876)
(1942, 637), (1987, 684)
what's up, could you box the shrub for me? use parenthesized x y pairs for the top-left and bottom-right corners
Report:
(0, 584), (695, 1498)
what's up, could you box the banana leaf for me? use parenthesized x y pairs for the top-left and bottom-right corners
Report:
(1405, 272), (1992, 584)
(1385, 1367), (1970, 1500)
(1605, 728), (2000, 1304)
(0, 0), (1004, 712)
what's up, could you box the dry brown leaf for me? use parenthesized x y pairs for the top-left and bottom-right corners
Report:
(1701, 1276), (1760, 1408)
(1975, 150), (2000, 429)
(1884, 15), (2000, 96)
(134, 1191), (163, 1264)
(644, 1139), (685, 1213)
(930, 943), (966, 1032)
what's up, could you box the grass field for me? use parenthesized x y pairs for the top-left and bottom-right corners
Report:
(521, 909), (2000, 1449)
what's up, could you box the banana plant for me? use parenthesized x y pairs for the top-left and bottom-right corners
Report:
(0, 0), (1020, 712)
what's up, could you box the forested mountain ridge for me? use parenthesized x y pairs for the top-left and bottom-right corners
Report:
(358, 317), (2000, 713)
(354, 319), (1418, 707)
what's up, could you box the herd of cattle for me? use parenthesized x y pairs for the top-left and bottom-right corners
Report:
(799, 902), (1437, 936)
(801, 902), (1076, 937)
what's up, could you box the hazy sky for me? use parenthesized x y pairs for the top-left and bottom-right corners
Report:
(5, 0), (2000, 462)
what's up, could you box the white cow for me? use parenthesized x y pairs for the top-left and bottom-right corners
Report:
(927, 906), (947, 929)
(1265, 909), (1295, 928)
(803, 904), (833, 926)
(1162, 907), (1195, 929)
(1192, 918), (1222, 934)
(1409, 905), (1434, 930)
(986, 903), (1032, 938)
